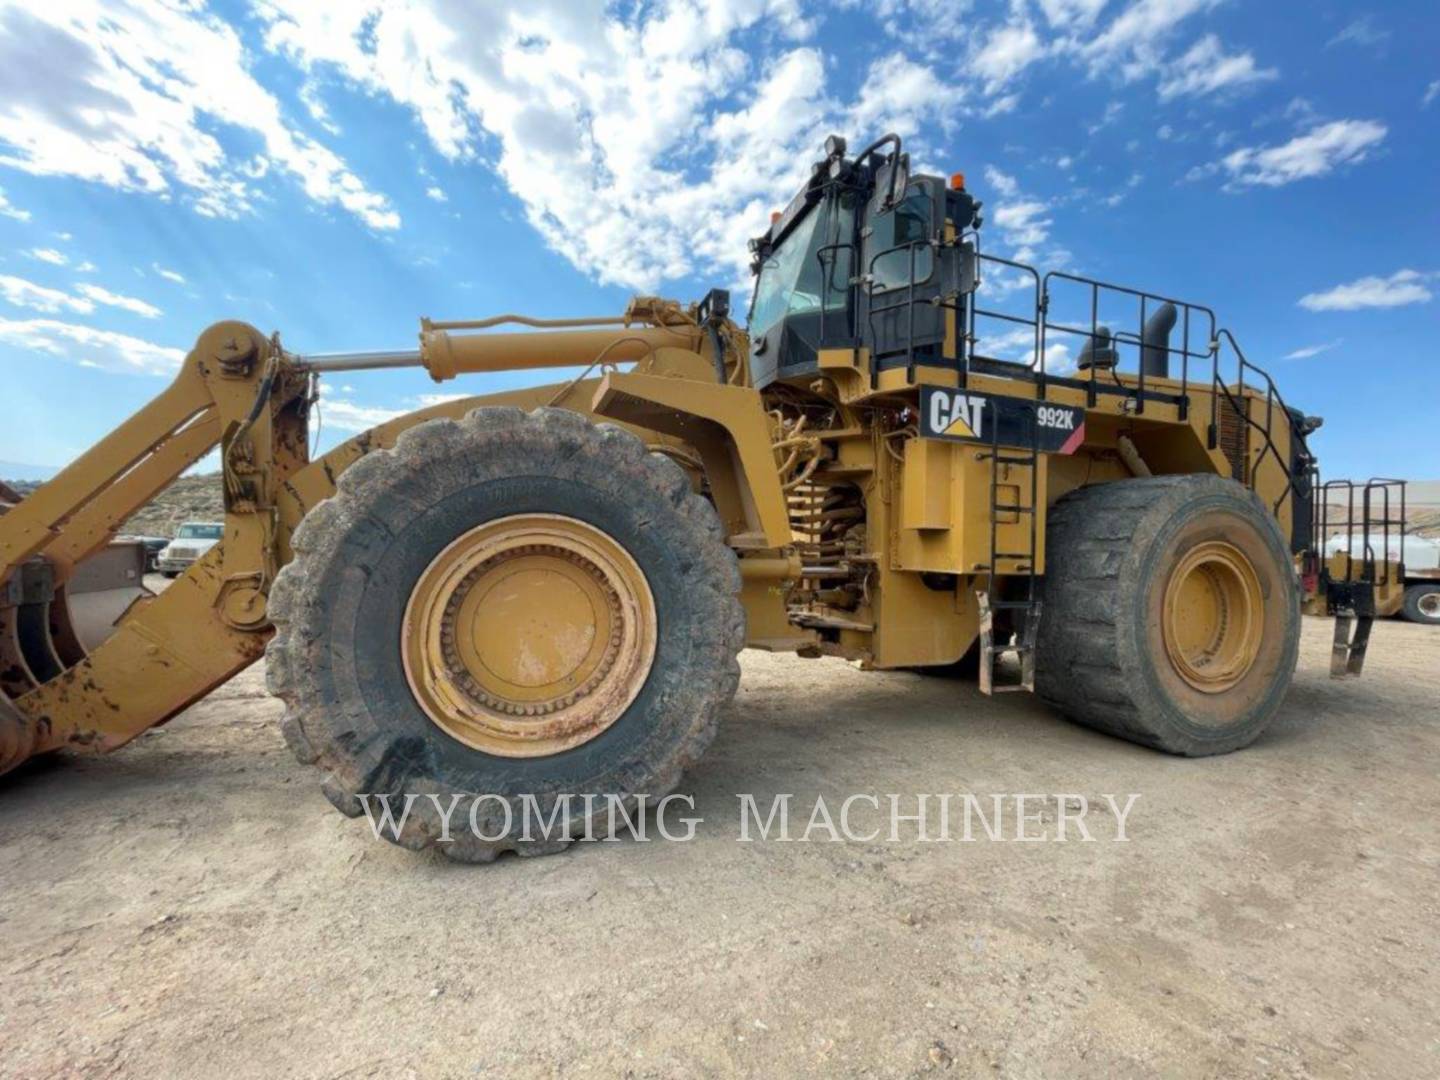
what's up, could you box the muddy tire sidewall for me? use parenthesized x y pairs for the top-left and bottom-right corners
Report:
(1128, 496), (1300, 750)
(267, 408), (743, 859)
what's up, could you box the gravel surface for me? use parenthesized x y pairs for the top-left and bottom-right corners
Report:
(1, 617), (1436, 1078)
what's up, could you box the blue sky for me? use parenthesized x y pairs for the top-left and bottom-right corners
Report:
(0, 0), (1435, 481)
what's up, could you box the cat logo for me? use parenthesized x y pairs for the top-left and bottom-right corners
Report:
(929, 390), (986, 439)
(919, 386), (1086, 454)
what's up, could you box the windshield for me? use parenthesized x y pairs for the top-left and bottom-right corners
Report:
(177, 524), (223, 540)
(750, 192), (856, 343)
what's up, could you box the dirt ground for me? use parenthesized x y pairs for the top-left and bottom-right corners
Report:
(1, 613), (1437, 1079)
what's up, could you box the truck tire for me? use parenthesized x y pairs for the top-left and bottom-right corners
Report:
(1035, 475), (1299, 756)
(266, 407), (744, 861)
(1402, 582), (1440, 625)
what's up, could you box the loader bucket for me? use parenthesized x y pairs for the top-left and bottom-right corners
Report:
(0, 486), (152, 766)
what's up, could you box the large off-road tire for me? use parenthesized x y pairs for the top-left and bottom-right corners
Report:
(1401, 582), (1440, 625)
(266, 407), (744, 861)
(1035, 475), (1300, 756)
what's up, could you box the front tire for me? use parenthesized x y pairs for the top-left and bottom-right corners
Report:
(1036, 475), (1300, 756)
(266, 407), (744, 861)
(1402, 582), (1440, 625)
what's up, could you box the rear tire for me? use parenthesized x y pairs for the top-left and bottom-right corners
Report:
(1402, 582), (1440, 625)
(266, 407), (744, 861)
(1035, 475), (1300, 756)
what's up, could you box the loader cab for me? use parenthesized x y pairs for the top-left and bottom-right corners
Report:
(746, 134), (981, 389)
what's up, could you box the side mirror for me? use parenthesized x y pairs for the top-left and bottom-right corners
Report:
(881, 153), (910, 209)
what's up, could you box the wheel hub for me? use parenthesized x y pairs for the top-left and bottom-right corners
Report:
(1162, 540), (1264, 694)
(402, 515), (656, 757)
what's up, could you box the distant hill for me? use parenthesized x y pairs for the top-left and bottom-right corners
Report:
(1405, 480), (1440, 508)
(120, 473), (225, 538)
(0, 460), (59, 482)
(3, 472), (224, 539)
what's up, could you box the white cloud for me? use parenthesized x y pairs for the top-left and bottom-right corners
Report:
(982, 93), (1020, 118)
(1078, 0), (1219, 82)
(0, 3), (397, 230)
(970, 325), (1074, 373)
(0, 274), (94, 315)
(846, 53), (961, 143)
(316, 383), (405, 431)
(1088, 101), (1124, 134)
(1326, 16), (1388, 50)
(425, 185), (448, 203)
(974, 166), (1063, 271)
(299, 80), (341, 136)
(152, 264), (186, 285)
(971, 19), (1046, 94)
(1156, 34), (1276, 101)
(28, 247), (66, 265)
(1219, 120), (1387, 188)
(75, 260), (97, 273)
(869, 0), (977, 51)
(0, 316), (184, 374)
(1101, 172), (1143, 207)
(984, 166), (1020, 197)
(0, 187), (29, 221)
(253, 1), (955, 291)
(1282, 340), (1340, 360)
(75, 283), (162, 319)
(1037, 0), (1108, 30)
(1424, 81), (1440, 109)
(414, 392), (473, 408)
(992, 200), (1052, 263)
(1298, 270), (1432, 312)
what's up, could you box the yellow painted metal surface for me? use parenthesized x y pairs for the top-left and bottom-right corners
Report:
(401, 513), (657, 757)
(0, 286), (1334, 770)
(1163, 540), (1265, 693)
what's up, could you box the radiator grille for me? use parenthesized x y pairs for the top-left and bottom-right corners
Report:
(1217, 395), (1249, 483)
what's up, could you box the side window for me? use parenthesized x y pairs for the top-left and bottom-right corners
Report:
(868, 186), (934, 293)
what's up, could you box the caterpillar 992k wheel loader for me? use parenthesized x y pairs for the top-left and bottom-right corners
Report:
(0, 134), (1400, 860)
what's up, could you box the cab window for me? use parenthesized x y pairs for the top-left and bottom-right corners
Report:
(868, 187), (934, 293)
(750, 192), (858, 343)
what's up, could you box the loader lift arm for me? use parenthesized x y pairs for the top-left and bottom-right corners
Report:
(0, 306), (789, 775)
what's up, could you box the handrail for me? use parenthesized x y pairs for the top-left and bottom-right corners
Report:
(1042, 270), (1216, 416)
(966, 248), (1043, 388)
(1318, 477), (1408, 587)
(869, 242), (1308, 527)
(864, 237), (933, 385)
(1212, 329), (1298, 513)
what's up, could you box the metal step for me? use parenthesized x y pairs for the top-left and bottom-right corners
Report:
(1330, 613), (1373, 678)
(977, 594), (1041, 696)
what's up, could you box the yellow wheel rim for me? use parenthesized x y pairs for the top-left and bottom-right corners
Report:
(402, 514), (656, 757)
(1162, 540), (1264, 694)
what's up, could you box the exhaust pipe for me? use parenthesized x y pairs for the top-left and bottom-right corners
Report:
(1141, 302), (1177, 379)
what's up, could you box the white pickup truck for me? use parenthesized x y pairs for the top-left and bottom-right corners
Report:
(1323, 532), (1440, 625)
(156, 521), (224, 577)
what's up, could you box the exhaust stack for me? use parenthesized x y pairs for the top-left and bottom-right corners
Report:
(1141, 302), (1177, 379)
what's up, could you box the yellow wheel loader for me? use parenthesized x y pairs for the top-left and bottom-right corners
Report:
(0, 134), (1401, 860)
